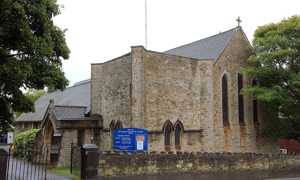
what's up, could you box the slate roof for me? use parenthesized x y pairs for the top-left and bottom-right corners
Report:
(165, 27), (240, 60)
(16, 79), (90, 122)
(53, 106), (87, 120)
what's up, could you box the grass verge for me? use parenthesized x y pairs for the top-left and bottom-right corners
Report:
(48, 167), (80, 180)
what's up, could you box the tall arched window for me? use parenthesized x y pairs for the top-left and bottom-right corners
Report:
(252, 79), (259, 127)
(163, 120), (173, 151)
(109, 120), (116, 131)
(109, 120), (116, 148)
(238, 73), (245, 126)
(222, 74), (230, 127)
(174, 121), (184, 150)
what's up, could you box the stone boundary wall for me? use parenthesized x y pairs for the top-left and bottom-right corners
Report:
(98, 151), (300, 177)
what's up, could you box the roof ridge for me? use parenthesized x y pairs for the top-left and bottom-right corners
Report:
(165, 26), (240, 53)
(42, 79), (90, 97)
(72, 79), (90, 87)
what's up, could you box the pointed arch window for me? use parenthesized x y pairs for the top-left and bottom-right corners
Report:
(110, 120), (123, 132)
(109, 120), (116, 132)
(163, 120), (173, 151)
(252, 79), (259, 125)
(115, 120), (123, 129)
(238, 73), (245, 126)
(109, 120), (116, 148)
(222, 74), (230, 127)
(174, 121), (184, 150)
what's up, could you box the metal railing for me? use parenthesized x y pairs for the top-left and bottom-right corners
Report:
(0, 144), (49, 180)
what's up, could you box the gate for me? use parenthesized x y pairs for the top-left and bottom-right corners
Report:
(0, 144), (49, 180)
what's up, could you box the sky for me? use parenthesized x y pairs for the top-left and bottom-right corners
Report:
(53, 0), (300, 86)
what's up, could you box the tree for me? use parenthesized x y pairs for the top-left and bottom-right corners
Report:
(244, 16), (300, 139)
(24, 89), (46, 103)
(15, 89), (46, 118)
(0, 0), (70, 132)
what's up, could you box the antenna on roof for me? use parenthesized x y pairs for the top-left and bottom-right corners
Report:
(145, 0), (148, 48)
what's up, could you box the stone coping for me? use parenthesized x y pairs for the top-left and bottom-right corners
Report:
(98, 150), (299, 157)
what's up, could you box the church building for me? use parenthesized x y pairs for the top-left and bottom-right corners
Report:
(16, 26), (272, 167)
(91, 26), (260, 153)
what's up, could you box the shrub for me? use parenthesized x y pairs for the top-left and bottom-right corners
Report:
(13, 129), (40, 160)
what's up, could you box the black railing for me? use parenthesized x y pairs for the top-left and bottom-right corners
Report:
(0, 144), (49, 180)
(70, 142), (81, 175)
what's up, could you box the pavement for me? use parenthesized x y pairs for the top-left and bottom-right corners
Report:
(6, 158), (71, 180)
(266, 178), (300, 180)
(46, 173), (72, 180)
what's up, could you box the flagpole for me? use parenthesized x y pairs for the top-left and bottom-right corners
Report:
(145, 0), (148, 48)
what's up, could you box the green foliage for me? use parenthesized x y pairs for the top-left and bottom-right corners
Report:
(0, 97), (13, 132)
(15, 89), (46, 118)
(13, 128), (40, 160)
(244, 15), (300, 138)
(25, 89), (46, 102)
(0, 0), (70, 132)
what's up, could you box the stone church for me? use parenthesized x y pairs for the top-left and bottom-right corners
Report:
(92, 26), (261, 153)
(16, 26), (271, 166)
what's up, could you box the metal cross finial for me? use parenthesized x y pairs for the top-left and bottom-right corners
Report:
(236, 16), (242, 27)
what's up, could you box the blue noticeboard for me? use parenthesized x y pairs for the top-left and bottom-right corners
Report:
(113, 128), (148, 152)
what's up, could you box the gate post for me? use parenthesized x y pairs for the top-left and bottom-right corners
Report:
(81, 144), (99, 180)
(0, 149), (9, 180)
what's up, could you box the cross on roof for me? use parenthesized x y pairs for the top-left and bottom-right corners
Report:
(236, 16), (242, 27)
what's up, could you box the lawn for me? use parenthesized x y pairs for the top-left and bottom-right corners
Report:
(48, 167), (80, 180)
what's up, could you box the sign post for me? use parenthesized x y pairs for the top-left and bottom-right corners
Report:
(113, 128), (148, 152)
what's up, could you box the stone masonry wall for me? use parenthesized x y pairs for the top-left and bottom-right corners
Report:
(91, 54), (132, 150)
(57, 129), (78, 167)
(142, 50), (214, 152)
(91, 54), (132, 129)
(212, 28), (254, 153)
(148, 132), (204, 152)
(99, 131), (112, 151)
(131, 47), (145, 128)
(98, 152), (300, 177)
